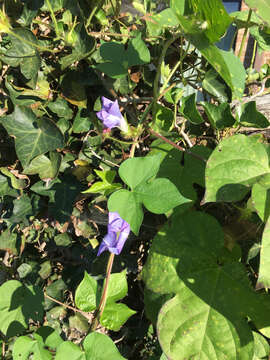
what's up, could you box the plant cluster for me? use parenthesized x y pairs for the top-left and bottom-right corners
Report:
(1, 0), (270, 359)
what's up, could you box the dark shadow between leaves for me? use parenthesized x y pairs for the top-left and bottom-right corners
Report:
(216, 183), (249, 202)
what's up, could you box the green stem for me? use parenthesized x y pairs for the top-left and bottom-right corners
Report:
(249, 39), (257, 71)
(45, 0), (60, 38)
(91, 253), (115, 331)
(85, 5), (99, 29)
(238, 8), (252, 59)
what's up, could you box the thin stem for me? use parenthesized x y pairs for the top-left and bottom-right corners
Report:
(44, 293), (92, 320)
(91, 253), (115, 331)
(249, 39), (257, 71)
(238, 8), (252, 59)
(45, 0), (60, 38)
(85, 5), (99, 29)
(149, 129), (206, 162)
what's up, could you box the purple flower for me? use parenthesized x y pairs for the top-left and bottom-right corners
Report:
(97, 212), (131, 256)
(96, 97), (128, 133)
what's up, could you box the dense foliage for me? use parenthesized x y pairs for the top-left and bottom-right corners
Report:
(1, 0), (270, 359)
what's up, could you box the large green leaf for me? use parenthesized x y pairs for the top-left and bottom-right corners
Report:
(143, 211), (270, 359)
(244, 0), (270, 26)
(0, 280), (43, 338)
(204, 135), (270, 202)
(158, 292), (254, 359)
(1, 106), (64, 168)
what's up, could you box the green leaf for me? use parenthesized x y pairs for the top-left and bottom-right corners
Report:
(179, 145), (212, 200)
(83, 170), (121, 195)
(171, 4), (245, 98)
(2, 28), (41, 88)
(253, 331), (270, 360)
(258, 216), (270, 287)
(244, 0), (270, 26)
(0, 280), (43, 337)
(153, 104), (174, 132)
(47, 99), (73, 120)
(204, 135), (270, 202)
(172, 0), (232, 43)
(180, 94), (204, 124)
(119, 154), (162, 190)
(96, 34), (150, 78)
(240, 101), (269, 128)
(60, 26), (95, 70)
(127, 32), (151, 66)
(202, 68), (231, 102)
(136, 178), (191, 214)
(108, 189), (143, 235)
(13, 326), (63, 360)
(0, 229), (18, 255)
(61, 71), (87, 108)
(0, 167), (28, 190)
(72, 108), (93, 133)
(143, 211), (270, 359)
(23, 152), (61, 180)
(1, 106), (64, 168)
(8, 194), (32, 224)
(55, 341), (86, 360)
(0, 174), (19, 197)
(157, 292), (254, 360)
(105, 271), (128, 304)
(13, 335), (52, 360)
(75, 272), (98, 312)
(252, 183), (270, 222)
(83, 332), (126, 360)
(250, 26), (270, 52)
(202, 102), (235, 129)
(100, 303), (136, 331)
(146, 8), (179, 36)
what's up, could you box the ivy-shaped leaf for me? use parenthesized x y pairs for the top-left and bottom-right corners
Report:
(1, 106), (64, 168)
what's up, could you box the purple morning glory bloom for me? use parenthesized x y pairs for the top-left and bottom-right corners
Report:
(97, 212), (131, 256)
(96, 97), (128, 133)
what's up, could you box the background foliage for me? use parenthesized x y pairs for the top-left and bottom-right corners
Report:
(1, 0), (270, 359)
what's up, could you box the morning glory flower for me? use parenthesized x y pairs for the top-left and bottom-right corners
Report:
(97, 212), (131, 256)
(96, 97), (128, 133)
